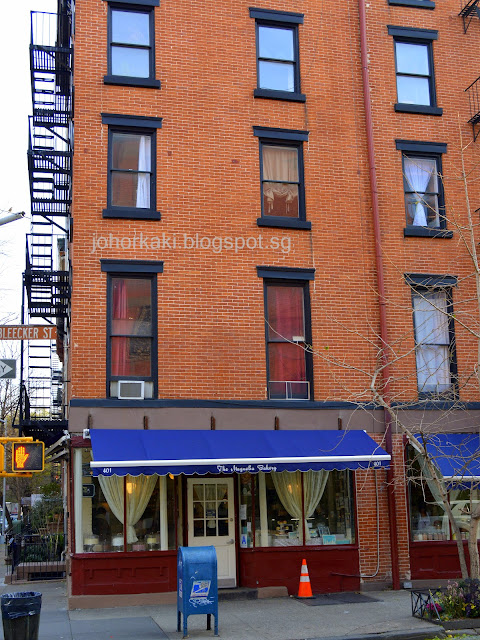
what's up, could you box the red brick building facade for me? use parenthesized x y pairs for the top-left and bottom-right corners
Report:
(22, 0), (480, 606)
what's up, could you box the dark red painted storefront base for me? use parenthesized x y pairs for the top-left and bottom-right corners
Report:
(240, 547), (360, 595)
(71, 551), (178, 595)
(71, 546), (360, 596)
(410, 541), (480, 581)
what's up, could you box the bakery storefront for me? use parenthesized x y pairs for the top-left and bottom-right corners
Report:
(70, 429), (390, 597)
(409, 433), (480, 581)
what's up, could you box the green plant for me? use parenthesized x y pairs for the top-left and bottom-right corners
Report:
(29, 496), (63, 533)
(436, 580), (480, 619)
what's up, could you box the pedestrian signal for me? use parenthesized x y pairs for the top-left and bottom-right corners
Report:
(12, 442), (44, 472)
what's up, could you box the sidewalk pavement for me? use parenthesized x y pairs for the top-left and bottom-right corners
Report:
(0, 548), (466, 640)
(0, 576), (461, 640)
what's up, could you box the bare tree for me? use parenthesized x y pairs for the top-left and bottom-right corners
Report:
(265, 131), (480, 579)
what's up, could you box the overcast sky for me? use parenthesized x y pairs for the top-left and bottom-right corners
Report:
(0, 0), (56, 323)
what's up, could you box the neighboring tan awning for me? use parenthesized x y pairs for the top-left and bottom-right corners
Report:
(89, 429), (390, 477)
(413, 433), (480, 483)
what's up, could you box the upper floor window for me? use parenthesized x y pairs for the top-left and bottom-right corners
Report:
(257, 266), (315, 401)
(104, 0), (160, 88)
(250, 8), (305, 103)
(101, 113), (162, 220)
(396, 140), (450, 238)
(388, 26), (442, 116)
(253, 127), (310, 230)
(111, 276), (153, 376)
(388, 0), (435, 8)
(406, 274), (457, 397)
(102, 260), (164, 399)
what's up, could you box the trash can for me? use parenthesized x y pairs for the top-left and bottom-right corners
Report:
(1, 591), (42, 640)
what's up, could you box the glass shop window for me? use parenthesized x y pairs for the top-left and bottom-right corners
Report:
(307, 470), (355, 545)
(81, 450), (123, 552)
(81, 450), (176, 552)
(238, 473), (259, 548)
(409, 481), (450, 541)
(240, 470), (355, 548)
(265, 472), (302, 546)
(449, 489), (480, 540)
(409, 451), (449, 541)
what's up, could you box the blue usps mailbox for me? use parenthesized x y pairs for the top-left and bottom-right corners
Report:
(177, 546), (218, 638)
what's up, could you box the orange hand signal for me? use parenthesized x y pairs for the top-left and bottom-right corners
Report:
(15, 446), (29, 470)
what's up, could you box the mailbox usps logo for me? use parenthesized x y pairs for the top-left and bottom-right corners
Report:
(190, 580), (211, 598)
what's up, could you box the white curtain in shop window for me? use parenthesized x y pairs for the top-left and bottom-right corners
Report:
(413, 293), (450, 392)
(272, 470), (329, 541)
(404, 158), (434, 226)
(136, 135), (151, 209)
(98, 474), (157, 544)
(263, 146), (298, 213)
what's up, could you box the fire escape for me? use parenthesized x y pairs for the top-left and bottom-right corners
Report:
(18, 5), (73, 445)
(461, 1), (480, 140)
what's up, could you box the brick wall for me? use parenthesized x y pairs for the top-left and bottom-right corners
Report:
(69, 0), (480, 404)
(357, 434), (411, 585)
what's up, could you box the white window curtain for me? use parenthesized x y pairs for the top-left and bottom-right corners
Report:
(136, 135), (151, 209)
(272, 470), (329, 541)
(413, 292), (450, 392)
(98, 474), (157, 543)
(263, 146), (298, 213)
(404, 157), (435, 226)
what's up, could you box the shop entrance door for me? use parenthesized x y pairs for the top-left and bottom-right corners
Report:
(187, 478), (236, 587)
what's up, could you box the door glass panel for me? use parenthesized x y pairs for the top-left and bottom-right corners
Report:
(193, 484), (204, 501)
(206, 502), (217, 517)
(206, 518), (217, 536)
(193, 502), (204, 518)
(217, 484), (228, 499)
(190, 481), (231, 539)
(218, 500), (228, 518)
(218, 520), (229, 536)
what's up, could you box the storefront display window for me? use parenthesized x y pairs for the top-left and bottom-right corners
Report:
(450, 489), (480, 540)
(238, 474), (257, 548)
(238, 470), (355, 548)
(408, 445), (480, 542)
(409, 477), (448, 541)
(307, 470), (355, 545)
(79, 450), (177, 552)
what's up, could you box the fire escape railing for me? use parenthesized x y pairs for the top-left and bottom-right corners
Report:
(19, 8), (73, 439)
(459, 0), (480, 33)
(465, 76), (480, 141)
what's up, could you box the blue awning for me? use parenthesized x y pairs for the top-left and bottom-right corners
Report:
(414, 433), (480, 482)
(89, 429), (390, 477)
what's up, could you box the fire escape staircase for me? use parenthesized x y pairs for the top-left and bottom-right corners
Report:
(20, 8), (73, 444)
(461, 1), (480, 141)
(460, 0), (480, 33)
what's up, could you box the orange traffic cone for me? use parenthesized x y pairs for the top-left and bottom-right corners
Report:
(297, 558), (314, 598)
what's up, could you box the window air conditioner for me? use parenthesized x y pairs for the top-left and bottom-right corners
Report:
(117, 380), (145, 400)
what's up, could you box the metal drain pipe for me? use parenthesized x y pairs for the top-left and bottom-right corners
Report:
(357, 0), (400, 590)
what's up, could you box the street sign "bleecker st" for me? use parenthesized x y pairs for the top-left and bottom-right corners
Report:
(0, 325), (57, 340)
